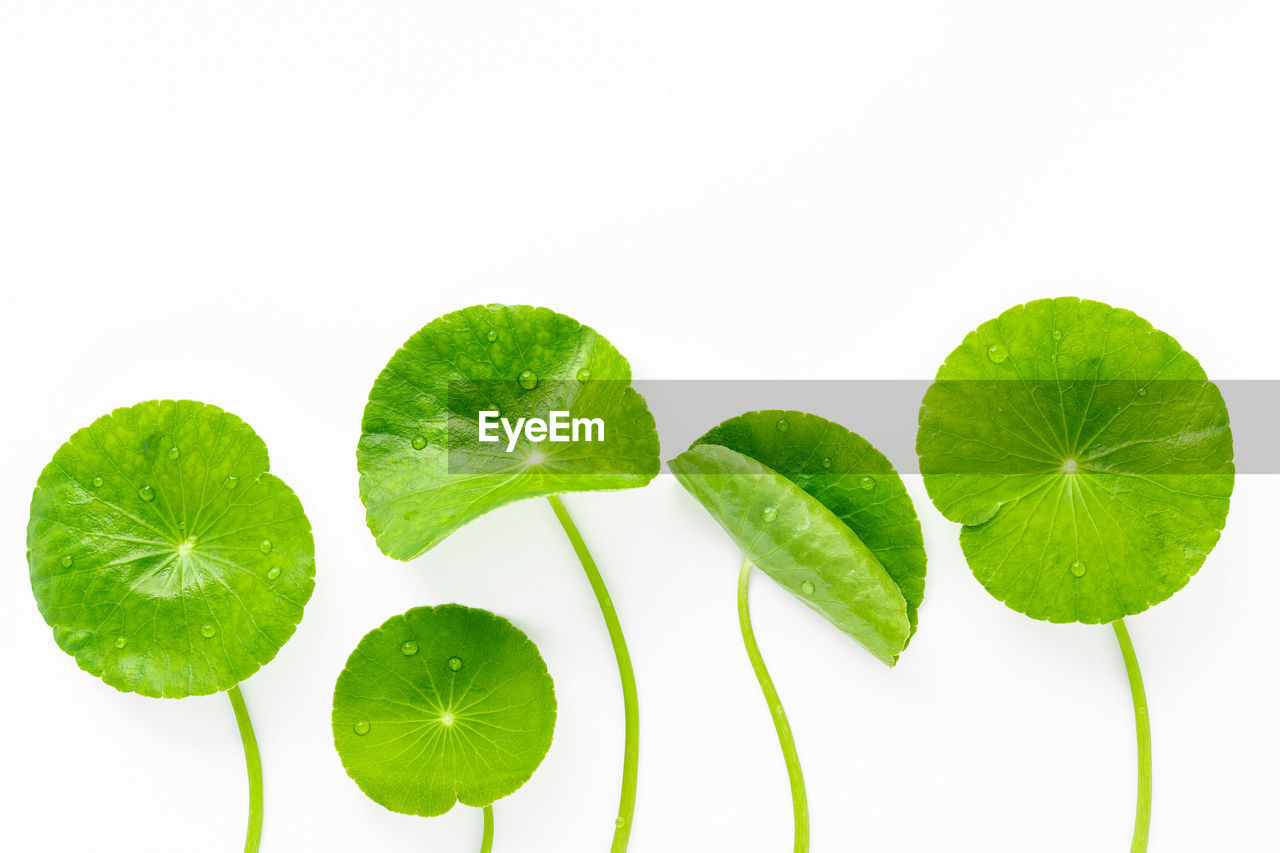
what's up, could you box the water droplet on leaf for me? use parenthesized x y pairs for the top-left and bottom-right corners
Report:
(486, 329), (498, 343)
(223, 476), (239, 490)
(266, 567), (281, 581)
(1137, 387), (1148, 397)
(987, 343), (1009, 363)
(92, 476), (104, 487)
(518, 370), (538, 390)
(776, 417), (790, 432)
(410, 435), (427, 450)
(1070, 560), (1087, 578)
(761, 506), (778, 523)
(859, 475), (875, 490)
(1052, 329), (1062, 341)
(801, 581), (815, 595)
(401, 641), (419, 656)
(168, 446), (180, 460)
(821, 457), (832, 469)
(447, 656), (463, 672)
(138, 485), (155, 502)
(114, 637), (127, 649)
(259, 539), (273, 554)
(200, 624), (217, 638)
(353, 720), (370, 736)
(61, 555), (73, 568)
(576, 368), (591, 382)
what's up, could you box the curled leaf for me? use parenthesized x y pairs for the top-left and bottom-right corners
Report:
(358, 304), (660, 559)
(670, 411), (925, 665)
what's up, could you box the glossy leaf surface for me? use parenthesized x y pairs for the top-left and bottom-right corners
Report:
(917, 297), (1234, 622)
(27, 400), (315, 697)
(333, 605), (557, 816)
(358, 304), (659, 560)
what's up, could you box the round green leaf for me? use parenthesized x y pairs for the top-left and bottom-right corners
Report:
(669, 411), (925, 666)
(26, 400), (316, 698)
(917, 296), (1234, 623)
(332, 605), (557, 816)
(358, 304), (660, 560)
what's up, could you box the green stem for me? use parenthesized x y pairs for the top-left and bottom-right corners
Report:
(227, 684), (263, 853)
(547, 495), (638, 853)
(738, 558), (809, 853)
(480, 805), (494, 853)
(1112, 619), (1152, 853)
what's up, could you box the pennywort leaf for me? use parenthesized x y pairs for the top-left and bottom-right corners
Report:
(916, 296), (1234, 623)
(916, 296), (1234, 853)
(26, 399), (316, 853)
(670, 410), (926, 853)
(357, 304), (657, 852)
(27, 399), (316, 698)
(358, 303), (659, 560)
(670, 410), (925, 665)
(332, 605), (556, 818)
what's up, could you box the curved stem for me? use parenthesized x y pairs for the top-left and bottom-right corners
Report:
(547, 495), (638, 853)
(738, 558), (809, 853)
(227, 684), (263, 853)
(1112, 619), (1152, 853)
(480, 805), (494, 853)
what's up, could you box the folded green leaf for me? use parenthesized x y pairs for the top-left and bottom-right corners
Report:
(358, 304), (660, 559)
(332, 605), (557, 817)
(26, 399), (316, 698)
(917, 296), (1234, 623)
(669, 411), (925, 665)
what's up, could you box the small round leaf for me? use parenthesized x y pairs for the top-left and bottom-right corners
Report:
(26, 400), (316, 698)
(332, 605), (557, 816)
(917, 297), (1234, 623)
(669, 411), (925, 665)
(358, 304), (660, 560)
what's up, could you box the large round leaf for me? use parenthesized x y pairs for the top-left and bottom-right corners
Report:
(332, 605), (557, 816)
(27, 400), (316, 698)
(358, 304), (660, 560)
(669, 411), (925, 666)
(917, 297), (1234, 623)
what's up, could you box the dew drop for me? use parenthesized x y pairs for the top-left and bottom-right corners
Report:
(486, 329), (499, 343)
(92, 476), (104, 487)
(114, 637), (127, 649)
(775, 417), (790, 432)
(821, 457), (832, 469)
(200, 623), (217, 638)
(615, 818), (627, 829)
(447, 656), (463, 672)
(61, 555), (73, 568)
(168, 446), (180, 460)
(223, 476), (240, 490)
(259, 539), (273, 554)
(266, 567), (281, 581)
(1070, 560), (1087, 578)
(576, 368), (591, 382)
(800, 581), (816, 595)
(138, 485), (155, 502)
(986, 343), (1009, 363)
(353, 720), (370, 736)
(1052, 329), (1063, 342)
(761, 505), (778, 523)
(410, 435), (428, 450)
(401, 641), (419, 656)
(1137, 387), (1148, 397)
(859, 475), (876, 490)
(518, 369), (538, 390)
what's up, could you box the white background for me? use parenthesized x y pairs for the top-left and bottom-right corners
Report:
(2, 2), (1277, 851)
